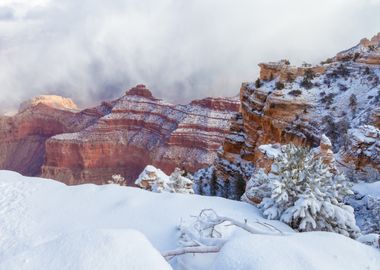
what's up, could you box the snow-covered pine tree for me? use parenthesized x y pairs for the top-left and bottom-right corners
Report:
(246, 144), (360, 238)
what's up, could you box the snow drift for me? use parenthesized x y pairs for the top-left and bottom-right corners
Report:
(0, 170), (379, 270)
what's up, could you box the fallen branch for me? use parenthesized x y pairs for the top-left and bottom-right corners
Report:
(162, 208), (285, 260)
(162, 245), (222, 259)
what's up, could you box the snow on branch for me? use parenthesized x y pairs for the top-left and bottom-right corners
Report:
(162, 209), (283, 260)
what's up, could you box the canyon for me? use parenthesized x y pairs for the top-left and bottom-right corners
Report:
(0, 85), (239, 185)
(1, 33), (379, 190)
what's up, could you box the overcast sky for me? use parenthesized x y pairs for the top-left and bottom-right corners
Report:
(0, 0), (379, 113)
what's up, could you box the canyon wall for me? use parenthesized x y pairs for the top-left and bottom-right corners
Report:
(0, 86), (238, 185)
(41, 85), (239, 185)
(200, 33), (380, 199)
(0, 96), (110, 176)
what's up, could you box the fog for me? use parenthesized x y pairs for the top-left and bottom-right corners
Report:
(0, 0), (379, 113)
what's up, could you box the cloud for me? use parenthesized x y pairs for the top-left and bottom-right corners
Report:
(0, 0), (379, 113)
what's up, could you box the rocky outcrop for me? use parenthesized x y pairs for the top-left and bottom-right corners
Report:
(41, 85), (239, 185)
(336, 32), (380, 65)
(208, 33), (380, 199)
(338, 125), (380, 182)
(258, 60), (326, 82)
(0, 96), (108, 176)
(18, 95), (78, 113)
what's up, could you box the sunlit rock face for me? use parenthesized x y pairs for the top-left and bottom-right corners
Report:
(41, 85), (239, 185)
(210, 33), (380, 199)
(0, 95), (110, 176)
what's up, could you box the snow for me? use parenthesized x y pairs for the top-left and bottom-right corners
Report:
(320, 134), (332, 145)
(350, 126), (379, 144)
(0, 170), (379, 270)
(212, 232), (380, 270)
(348, 181), (380, 235)
(0, 170), (282, 269)
(0, 229), (171, 270)
(258, 144), (282, 159)
(353, 181), (380, 198)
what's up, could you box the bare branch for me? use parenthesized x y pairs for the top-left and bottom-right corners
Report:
(162, 245), (222, 259)
(162, 208), (285, 261)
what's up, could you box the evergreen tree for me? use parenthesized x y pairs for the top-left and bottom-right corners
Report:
(255, 78), (262, 88)
(245, 144), (360, 238)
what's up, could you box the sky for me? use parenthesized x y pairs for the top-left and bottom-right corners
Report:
(0, 0), (379, 113)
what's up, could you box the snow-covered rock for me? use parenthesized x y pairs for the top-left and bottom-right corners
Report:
(135, 165), (170, 191)
(135, 165), (194, 194)
(347, 181), (380, 235)
(338, 125), (380, 182)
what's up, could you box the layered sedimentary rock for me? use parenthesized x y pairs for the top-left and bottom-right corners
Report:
(258, 60), (326, 82)
(0, 96), (110, 176)
(338, 125), (380, 182)
(41, 85), (239, 185)
(207, 33), (380, 199)
(336, 32), (380, 65)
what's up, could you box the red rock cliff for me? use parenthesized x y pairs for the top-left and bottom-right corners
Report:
(0, 96), (110, 176)
(208, 33), (380, 199)
(41, 85), (239, 185)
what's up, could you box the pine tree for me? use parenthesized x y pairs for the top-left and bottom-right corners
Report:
(255, 78), (262, 88)
(245, 144), (360, 238)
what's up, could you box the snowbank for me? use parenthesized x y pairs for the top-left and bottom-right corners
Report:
(0, 229), (171, 270)
(212, 232), (380, 270)
(353, 181), (380, 198)
(0, 170), (284, 269)
(0, 170), (379, 270)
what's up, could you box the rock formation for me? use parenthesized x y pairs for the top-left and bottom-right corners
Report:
(336, 32), (380, 65)
(204, 33), (380, 199)
(0, 85), (238, 185)
(0, 96), (109, 176)
(258, 60), (326, 82)
(40, 85), (239, 185)
(338, 125), (380, 182)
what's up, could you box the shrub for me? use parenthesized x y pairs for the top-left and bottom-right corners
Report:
(275, 81), (285, 90)
(338, 83), (348, 92)
(300, 77), (313, 89)
(288, 89), (302, 97)
(349, 94), (357, 108)
(304, 69), (315, 80)
(321, 58), (333, 65)
(353, 52), (360, 61)
(336, 64), (350, 78)
(320, 93), (336, 107)
(255, 78), (262, 88)
(108, 174), (127, 186)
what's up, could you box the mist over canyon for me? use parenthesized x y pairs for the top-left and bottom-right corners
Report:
(1, 0), (380, 113)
